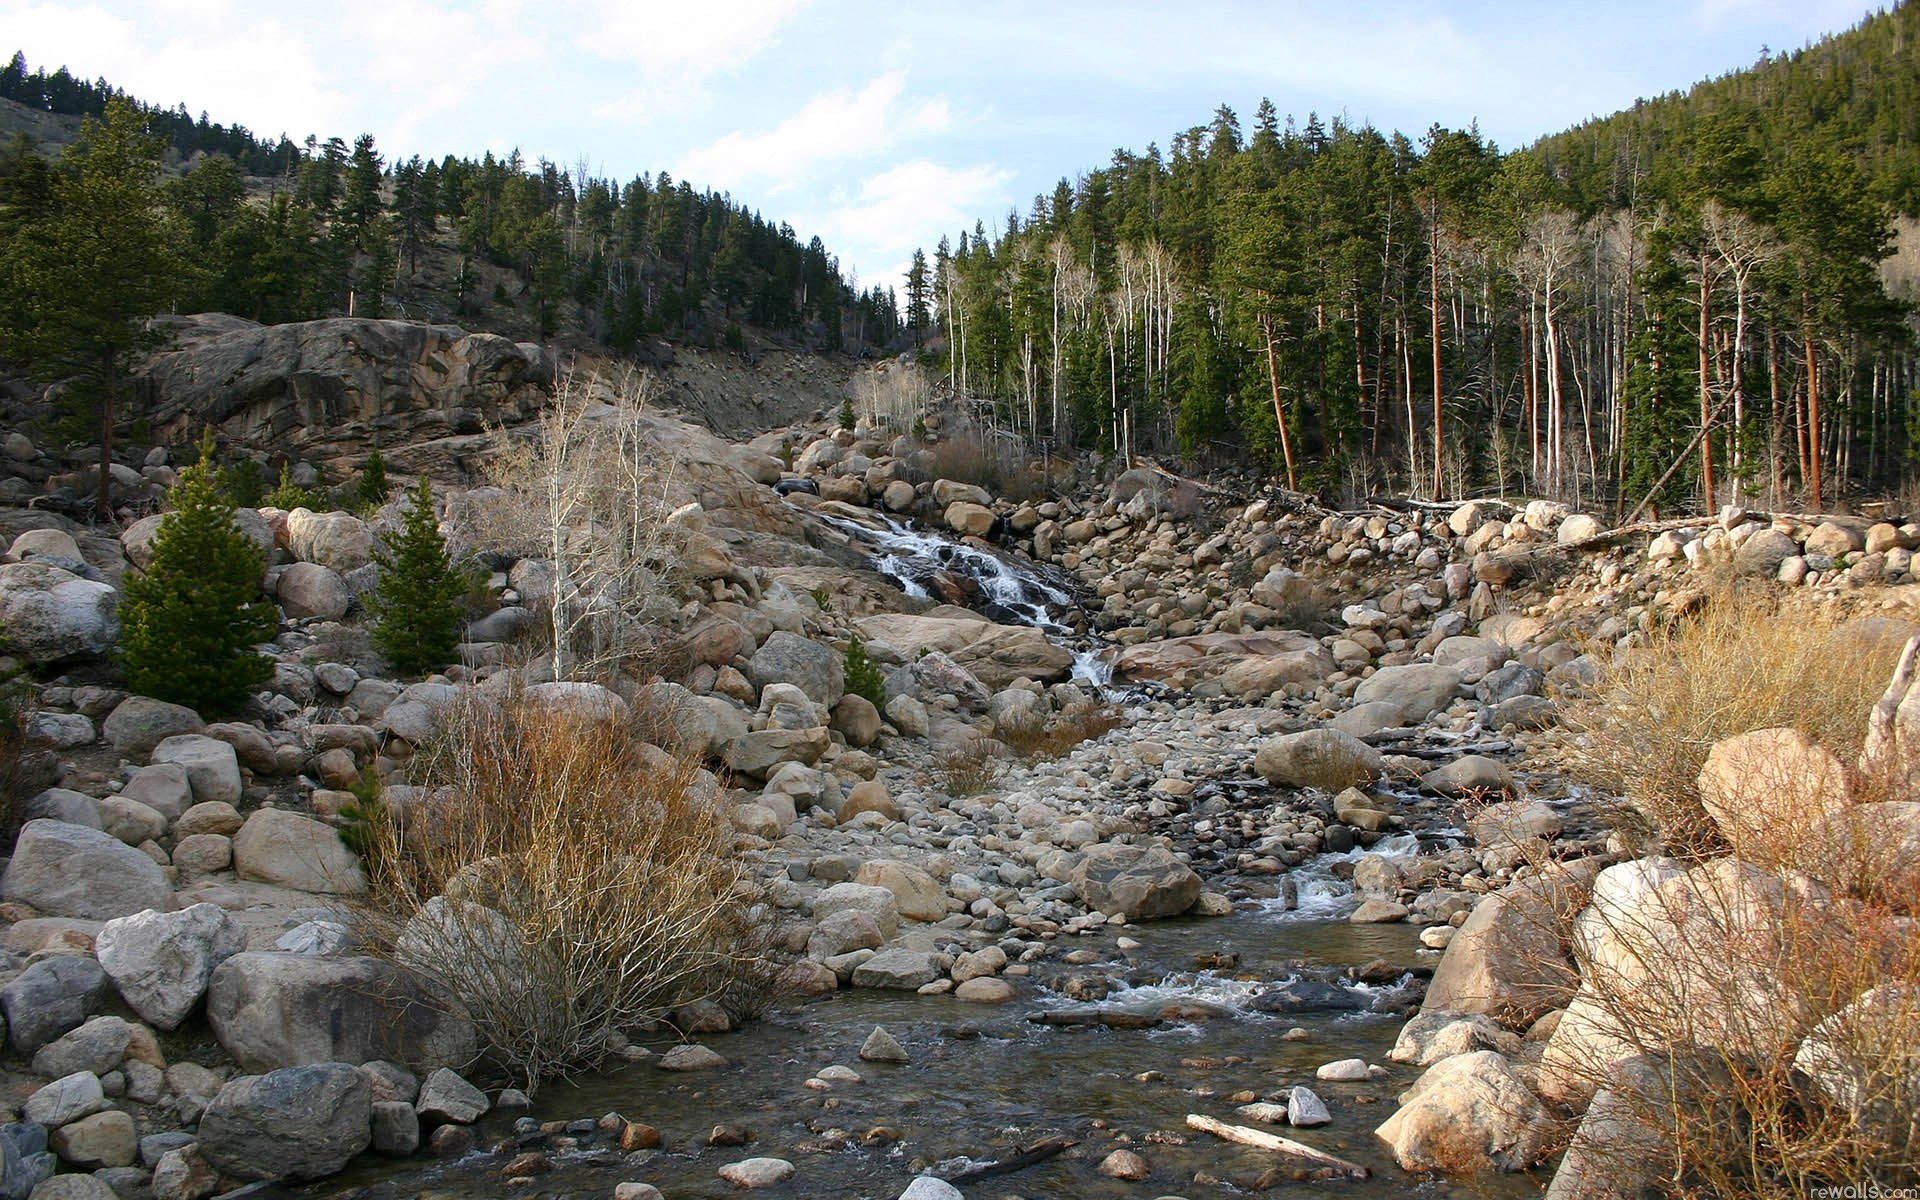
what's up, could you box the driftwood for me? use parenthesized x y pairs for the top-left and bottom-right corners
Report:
(1862, 633), (1920, 781)
(1185, 1114), (1371, 1180)
(1029, 1010), (1163, 1030)
(939, 1135), (1076, 1183)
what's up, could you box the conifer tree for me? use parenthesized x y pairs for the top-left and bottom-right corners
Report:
(121, 438), (276, 713)
(353, 445), (389, 513)
(368, 478), (464, 676)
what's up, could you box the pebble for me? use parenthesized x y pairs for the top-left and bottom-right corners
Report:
(717, 1157), (795, 1188)
(1315, 1058), (1371, 1082)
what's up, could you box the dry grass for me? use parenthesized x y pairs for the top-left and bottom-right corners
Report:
(907, 434), (1053, 504)
(1559, 589), (1907, 857)
(1543, 850), (1920, 1197)
(355, 690), (764, 1092)
(932, 736), (1008, 796)
(996, 705), (1124, 761)
(1534, 595), (1920, 1196)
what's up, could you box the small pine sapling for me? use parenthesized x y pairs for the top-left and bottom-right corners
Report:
(120, 434), (276, 713)
(844, 633), (886, 709)
(367, 477), (465, 675)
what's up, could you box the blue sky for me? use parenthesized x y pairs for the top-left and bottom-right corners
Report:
(1, 0), (1882, 288)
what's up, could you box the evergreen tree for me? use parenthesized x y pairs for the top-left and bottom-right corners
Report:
(0, 97), (178, 518)
(368, 478), (464, 675)
(121, 439), (276, 713)
(353, 445), (389, 513)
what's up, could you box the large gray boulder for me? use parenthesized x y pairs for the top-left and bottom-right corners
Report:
(231, 809), (366, 894)
(1253, 729), (1384, 791)
(102, 696), (204, 755)
(206, 953), (476, 1073)
(285, 509), (375, 571)
(276, 562), (352, 620)
(0, 820), (171, 920)
(747, 632), (844, 709)
(95, 903), (246, 1029)
(149, 734), (243, 805)
(197, 1063), (372, 1181)
(0, 955), (112, 1052)
(1069, 843), (1202, 920)
(0, 562), (117, 663)
(1352, 663), (1463, 724)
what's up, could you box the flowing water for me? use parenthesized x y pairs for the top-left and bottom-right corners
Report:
(306, 513), (1547, 1199)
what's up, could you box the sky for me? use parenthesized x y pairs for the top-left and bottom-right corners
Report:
(0, 0), (1884, 289)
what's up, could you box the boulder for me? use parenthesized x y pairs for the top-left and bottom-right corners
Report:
(1374, 1050), (1555, 1174)
(746, 632), (844, 709)
(722, 727), (830, 780)
(811, 883), (901, 939)
(1422, 755), (1515, 797)
(1557, 514), (1604, 544)
(852, 860), (947, 922)
(197, 1063), (372, 1181)
(150, 734), (243, 805)
(24, 1071), (107, 1127)
(0, 820), (171, 920)
(414, 1068), (489, 1125)
(206, 952), (476, 1073)
(1733, 527), (1799, 578)
(286, 510), (374, 571)
(850, 949), (940, 990)
(49, 1109), (136, 1168)
(1253, 729), (1384, 791)
(1113, 631), (1334, 694)
(1352, 663), (1463, 724)
(231, 809), (366, 894)
(0, 563), (117, 663)
(943, 502), (996, 537)
(1069, 843), (1202, 920)
(31, 1015), (130, 1078)
(102, 697), (204, 756)
(1695, 728), (1849, 865)
(276, 562), (352, 620)
(95, 903), (246, 1029)
(856, 612), (1073, 688)
(1423, 863), (1596, 1026)
(0, 956), (112, 1052)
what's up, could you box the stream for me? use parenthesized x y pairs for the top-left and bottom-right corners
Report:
(299, 510), (1547, 1200)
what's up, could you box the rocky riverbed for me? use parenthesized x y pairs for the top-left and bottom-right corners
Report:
(0, 326), (1916, 1199)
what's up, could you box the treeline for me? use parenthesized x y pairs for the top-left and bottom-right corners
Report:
(0, 51), (901, 354)
(0, 50), (299, 174)
(923, 5), (1920, 513)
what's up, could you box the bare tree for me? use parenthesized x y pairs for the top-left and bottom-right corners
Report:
(468, 367), (685, 682)
(1703, 200), (1783, 498)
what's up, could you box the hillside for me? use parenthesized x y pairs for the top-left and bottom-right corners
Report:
(918, 4), (1919, 519)
(0, 52), (905, 368)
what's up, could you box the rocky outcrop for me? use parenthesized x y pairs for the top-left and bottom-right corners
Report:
(140, 316), (549, 469)
(855, 610), (1073, 688)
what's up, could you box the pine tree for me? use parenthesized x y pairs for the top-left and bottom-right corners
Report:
(121, 438), (277, 713)
(368, 478), (464, 676)
(353, 446), (389, 513)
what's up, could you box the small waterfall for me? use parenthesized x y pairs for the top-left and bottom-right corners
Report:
(804, 504), (1117, 686)
(1266, 832), (1424, 921)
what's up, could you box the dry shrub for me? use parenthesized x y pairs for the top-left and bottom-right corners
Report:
(1560, 590), (1906, 857)
(997, 705), (1124, 761)
(1542, 849), (1920, 1197)
(1527, 613), (1920, 1196)
(907, 434), (1051, 503)
(356, 691), (764, 1091)
(932, 736), (1007, 796)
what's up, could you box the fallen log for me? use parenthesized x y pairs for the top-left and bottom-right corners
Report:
(1028, 1010), (1163, 1030)
(1185, 1113), (1370, 1180)
(939, 1135), (1076, 1183)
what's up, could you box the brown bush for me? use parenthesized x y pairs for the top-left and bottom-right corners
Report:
(932, 736), (1008, 796)
(907, 434), (1053, 503)
(997, 705), (1124, 761)
(356, 690), (764, 1091)
(1559, 591), (1905, 857)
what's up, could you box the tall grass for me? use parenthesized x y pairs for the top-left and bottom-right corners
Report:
(356, 690), (764, 1091)
(1560, 590), (1906, 857)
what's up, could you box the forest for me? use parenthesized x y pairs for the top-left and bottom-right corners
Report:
(916, 4), (1920, 513)
(0, 50), (903, 359)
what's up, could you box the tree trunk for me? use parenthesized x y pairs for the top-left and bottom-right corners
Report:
(96, 357), (116, 522)
(1261, 313), (1297, 491)
(1429, 215), (1444, 497)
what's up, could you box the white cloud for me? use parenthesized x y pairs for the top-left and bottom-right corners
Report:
(808, 159), (1013, 284)
(570, 0), (811, 122)
(678, 70), (948, 192)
